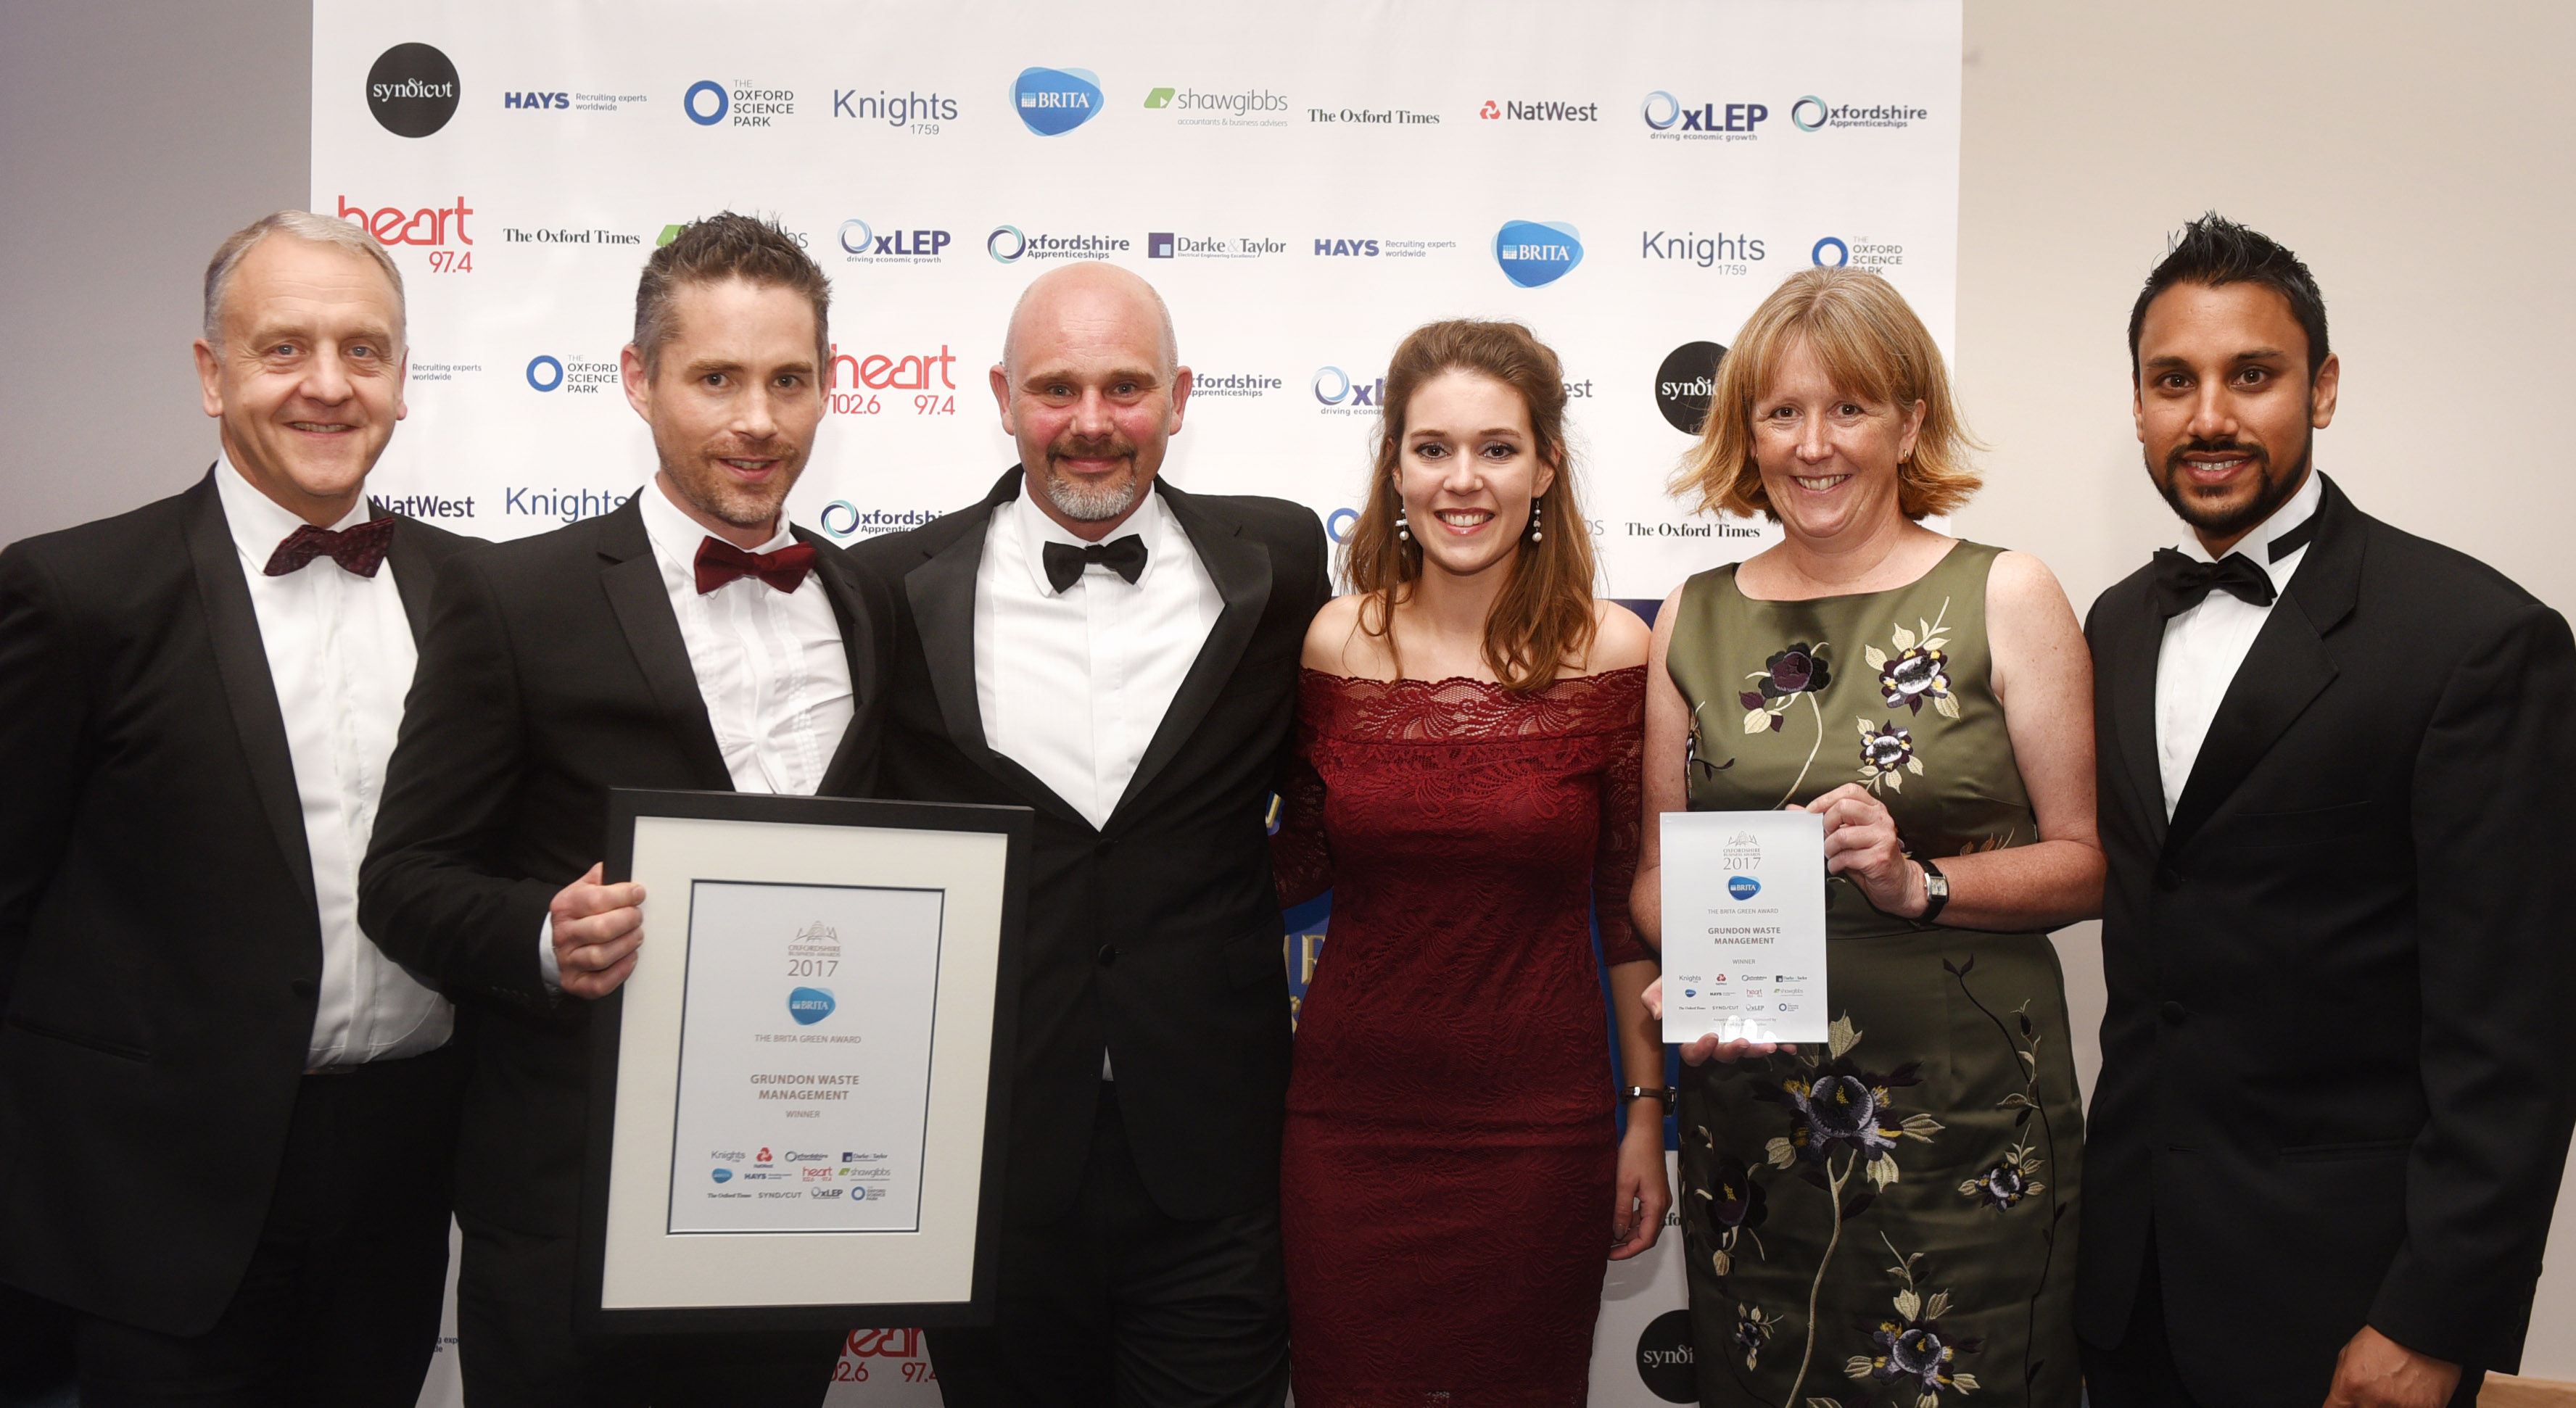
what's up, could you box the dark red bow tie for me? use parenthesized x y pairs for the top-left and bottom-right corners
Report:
(694, 537), (817, 595)
(264, 518), (396, 579)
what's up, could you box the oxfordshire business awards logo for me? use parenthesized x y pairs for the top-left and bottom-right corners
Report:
(1012, 66), (1103, 135)
(366, 44), (459, 138)
(1493, 221), (1583, 288)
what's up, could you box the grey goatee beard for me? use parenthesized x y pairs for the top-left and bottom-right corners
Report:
(1043, 470), (1140, 523)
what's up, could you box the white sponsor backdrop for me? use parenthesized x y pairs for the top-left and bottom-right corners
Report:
(317, 3), (1957, 1401)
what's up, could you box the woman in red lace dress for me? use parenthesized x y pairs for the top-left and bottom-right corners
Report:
(1271, 320), (1668, 1405)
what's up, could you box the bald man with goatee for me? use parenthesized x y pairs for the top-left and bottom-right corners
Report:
(852, 262), (1328, 1407)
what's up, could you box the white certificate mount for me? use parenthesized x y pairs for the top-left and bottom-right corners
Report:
(1659, 810), (1830, 1046)
(580, 790), (1031, 1333)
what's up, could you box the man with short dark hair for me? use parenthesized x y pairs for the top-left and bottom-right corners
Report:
(360, 212), (883, 1405)
(2081, 213), (2576, 1407)
(0, 210), (479, 1405)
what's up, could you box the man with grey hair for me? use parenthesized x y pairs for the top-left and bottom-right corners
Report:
(0, 210), (481, 1404)
(853, 261), (1329, 1406)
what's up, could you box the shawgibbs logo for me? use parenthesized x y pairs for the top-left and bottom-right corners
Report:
(1147, 233), (1288, 260)
(367, 44), (459, 138)
(1493, 220), (1583, 288)
(1640, 91), (1770, 140)
(987, 225), (1129, 262)
(1655, 341), (1727, 434)
(1012, 67), (1102, 135)
(687, 80), (794, 127)
(1142, 84), (1289, 128)
(838, 220), (951, 263)
(1791, 95), (1929, 131)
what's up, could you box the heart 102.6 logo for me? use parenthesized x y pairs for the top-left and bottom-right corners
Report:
(1727, 875), (1762, 900)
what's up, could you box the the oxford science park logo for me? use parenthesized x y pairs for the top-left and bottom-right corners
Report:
(1012, 67), (1102, 136)
(366, 44), (460, 138)
(1493, 220), (1584, 288)
(685, 80), (794, 128)
(788, 987), (836, 1025)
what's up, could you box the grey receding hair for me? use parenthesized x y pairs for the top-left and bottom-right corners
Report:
(1002, 262), (1178, 380)
(202, 210), (407, 349)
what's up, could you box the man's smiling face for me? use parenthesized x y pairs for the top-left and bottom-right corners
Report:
(2134, 278), (2340, 554)
(621, 275), (826, 542)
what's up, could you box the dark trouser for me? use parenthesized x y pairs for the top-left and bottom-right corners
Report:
(71, 1046), (462, 1408)
(928, 1084), (1288, 1408)
(2080, 1230), (2484, 1408)
(455, 1217), (843, 1407)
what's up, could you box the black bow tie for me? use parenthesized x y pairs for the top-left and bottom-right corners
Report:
(2148, 511), (2320, 619)
(1041, 535), (1148, 594)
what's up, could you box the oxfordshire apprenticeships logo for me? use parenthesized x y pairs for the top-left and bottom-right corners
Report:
(1791, 95), (1930, 131)
(366, 44), (460, 138)
(1493, 220), (1583, 288)
(1012, 67), (1103, 135)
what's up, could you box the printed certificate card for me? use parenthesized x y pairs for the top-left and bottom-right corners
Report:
(1659, 811), (1829, 1045)
(668, 881), (944, 1234)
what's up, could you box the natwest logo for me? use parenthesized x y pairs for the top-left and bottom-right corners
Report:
(1012, 66), (1103, 136)
(335, 196), (473, 247)
(1479, 97), (1599, 122)
(1493, 220), (1584, 288)
(1640, 91), (1770, 139)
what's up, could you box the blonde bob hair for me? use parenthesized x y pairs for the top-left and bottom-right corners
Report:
(1671, 266), (1980, 521)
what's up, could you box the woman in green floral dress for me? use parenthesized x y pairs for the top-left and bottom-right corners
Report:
(1635, 268), (2104, 1408)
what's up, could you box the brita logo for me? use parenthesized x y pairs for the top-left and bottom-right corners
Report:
(1493, 220), (1583, 288)
(711, 1167), (733, 1184)
(787, 987), (837, 1025)
(1728, 875), (1762, 900)
(1012, 67), (1103, 135)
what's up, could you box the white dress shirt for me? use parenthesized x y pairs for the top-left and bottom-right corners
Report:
(540, 480), (854, 987)
(974, 481), (1221, 831)
(215, 456), (452, 1067)
(2154, 469), (2322, 818)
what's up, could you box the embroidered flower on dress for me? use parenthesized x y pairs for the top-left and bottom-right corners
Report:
(1734, 1301), (1777, 1370)
(1857, 719), (1923, 793)
(1739, 642), (1833, 734)
(1694, 1154), (1769, 1275)
(1958, 1143), (2046, 1212)
(1846, 1242), (1983, 1407)
(1862, 602), (1962, 721)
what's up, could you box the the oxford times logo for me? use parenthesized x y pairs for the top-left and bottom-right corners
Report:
(1791, 94), (1931, 131)
(1493, 220), (1583, 289)
(987, 225), (1130, 263)
(1012, 66), (1102, 136)
(1640, 90), (1770, 141)
(1142, 84), (1289, 128)
(524, 353), (617, 395)
(684, 80), (795, 128)
(366, 44), (459, 138)
(1811, 233), (1907, 273)
(1147, 232), (1288, 261)
(839, 219), (951, 265)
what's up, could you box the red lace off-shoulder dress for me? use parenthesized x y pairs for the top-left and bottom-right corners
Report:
(1271, 666), (1650, 1407)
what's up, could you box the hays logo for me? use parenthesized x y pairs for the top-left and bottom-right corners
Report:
(838, 220), (952, 262)
(788, 987), (835, 1025)
(1640, 91), (1770, 138)
(1313, 237), (1378, 257)
(1012, 67), (1103, 135)
(1310, 366), (1384, 413)
(334, 196), (472, 248)
(710, 1167), (733, 1184)
(503, 91), (568, 111)
(1727, 875), (1762, 901)
(366, 44), (459, 138)
(1493, 220), (1583, 288)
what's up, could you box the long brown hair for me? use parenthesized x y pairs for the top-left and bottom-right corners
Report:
(1343, 319), (1601, 692)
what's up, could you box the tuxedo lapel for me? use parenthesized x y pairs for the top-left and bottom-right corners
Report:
(181, 471), (317, 922)
(1109, 482), (1272, 824)
(2098, 572), (2171, 853)
(592, 500), (732, 792)
(2162, 476), (2365, 860)
(802, 531), (878, 796)
(380, 513), (437, 644)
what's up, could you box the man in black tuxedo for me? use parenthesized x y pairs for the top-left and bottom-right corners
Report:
(359, 214), (880, 1406)
(2080, 215), (2576, 1408)
(851, 262), (1326, 1406)
(0, 211), (479, 1405)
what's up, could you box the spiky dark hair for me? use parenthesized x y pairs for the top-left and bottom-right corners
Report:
(2128, 213), (2329, 382)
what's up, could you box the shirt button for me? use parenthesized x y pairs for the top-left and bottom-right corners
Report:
(2160, 1001), (2187, 1027)
(1097, 945), (1118, 967)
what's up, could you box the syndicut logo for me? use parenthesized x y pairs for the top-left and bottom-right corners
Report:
(1493, 220), (1584, 288)
(986, 225), (1130, 263)
(366, 44), (459, 138)
(1477, 96), (1600, 122)
(1791, 95), (1930, 131)
(1654, 341), (1727, 434)
(335, 196), (473, 247)
(1310, 366), (1385, 416)
(1811, 234), (1906, 272)
(1147, 232), (1288, 260)
(1142, 85), (1289, 128)
(523, 354), (618, 394)
(832, 88), (958, 130)
(685, 80), (795, 128)
(1642, 229), (1767, 271)
(1635, 1309), (1698, 1404)
(1639, 91), (1770, 140)
(838, 220), (952, 264)
(1012, 67), (1103, 136)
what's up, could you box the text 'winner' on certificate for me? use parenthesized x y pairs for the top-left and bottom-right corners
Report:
(667, 880), (944, 1235)
(1659, 810), (1829, 1045)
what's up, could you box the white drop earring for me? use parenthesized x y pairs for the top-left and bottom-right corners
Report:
(1529, 497), (1544, 543)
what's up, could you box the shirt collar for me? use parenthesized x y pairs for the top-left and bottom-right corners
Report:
(2174, 467), (2322, 568)
(213, 450), (373, 568)
(1007, 473), (1171, 595)
(640, 474), (798, 577)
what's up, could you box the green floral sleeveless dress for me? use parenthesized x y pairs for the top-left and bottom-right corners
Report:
(1664, 541), (2083, 1408)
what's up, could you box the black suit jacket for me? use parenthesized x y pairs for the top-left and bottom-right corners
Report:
(850, 468), (1329, 1224)
(358, 496), (888, 1238)
(2080, 474), (2576, 1399)
(0, 470), (479, 1335)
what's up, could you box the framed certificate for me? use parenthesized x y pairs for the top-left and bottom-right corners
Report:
(577, 790), (1031, 1332)
(1659, 810), (1830, 1045)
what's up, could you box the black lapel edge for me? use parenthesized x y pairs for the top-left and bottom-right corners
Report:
(1107, 483), (1273, 824)
(802, 531), (877, 796)
(593, 500), (733, 792)
(382, 514), (437, 642)
(181, 470), (319, 927)
(2101, 571), (2171, 852)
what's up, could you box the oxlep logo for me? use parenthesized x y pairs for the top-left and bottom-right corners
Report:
(1012, 67), (1102, 136)
(788, 987), (836, 1025)
(1493, 220), (1584, 288)
(1728, 875), (1762, 900)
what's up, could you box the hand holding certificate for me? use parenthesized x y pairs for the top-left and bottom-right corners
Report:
(1658, 810), (1830, 1046)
